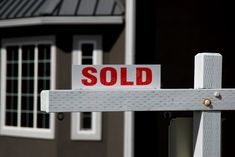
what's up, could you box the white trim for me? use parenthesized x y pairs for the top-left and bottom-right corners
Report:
(0, 36), (55, 139)
(17, 47), (22, 127)
(125, 0), (135, 65)
(124, 112), (134, 157)
(0, 16), (124, 28)
(73, 36), (102, 65)
(0, 46), (7, 136)
(124, 0), (136, 157)
(0, 126), (55, 139)
(2, 36), (55, 46)
(33, 46), (38, 128)
(71, 112), (102, 140)
(71, 35), (103, 140)
(50, 43), (56, 137)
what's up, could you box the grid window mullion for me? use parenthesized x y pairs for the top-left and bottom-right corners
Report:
(17, 46), (22, 127)
(3, 42), (52, 131)
(33, 46), (38, 128)
(1, 37), (55, 139)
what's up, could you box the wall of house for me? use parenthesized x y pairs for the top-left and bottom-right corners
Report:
(0, 137), (57, 157)
(0, 24), (124, 157)
(134, 0), (235, 156)
(103, 30), (125, 64)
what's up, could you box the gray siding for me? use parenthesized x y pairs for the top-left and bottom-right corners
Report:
(103, 30), (125, 64)
(0, 137), (57, 157)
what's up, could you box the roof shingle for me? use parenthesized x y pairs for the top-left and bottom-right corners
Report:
(0, 0), (124, 20)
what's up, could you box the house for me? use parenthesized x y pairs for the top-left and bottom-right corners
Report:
(0, 0), (125, 157)
(0, 0), (234, 157)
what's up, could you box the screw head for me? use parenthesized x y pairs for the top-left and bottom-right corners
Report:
(203, 98), (211, 106)
(214, 92), (220, 98)
(57, 112), (64, 121)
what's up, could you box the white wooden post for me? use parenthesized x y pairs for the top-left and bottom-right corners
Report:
(193, 53), (222, 157)
(125, 0), (136, 156)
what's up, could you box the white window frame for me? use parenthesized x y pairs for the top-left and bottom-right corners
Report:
(0, 36), (56, 139)
(71, 35), (102, 140)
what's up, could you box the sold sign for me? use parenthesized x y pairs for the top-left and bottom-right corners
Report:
(72, 65), (160, 89)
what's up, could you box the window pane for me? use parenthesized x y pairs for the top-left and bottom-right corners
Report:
(6, 46), (19, 61)
(7, 63), (18, 77)
(5, 111), (17, 126)
(82, 59), (93, 65)
(22, 63), (34, 77)
(38, 79), (50, 93)
(38, 45), (51, 60)
(37, 44), (51, 129)
(22, 45), (34, 61)
(37, 96), (40, 111)
(18, 45), (35, 128)
(81, 43), (94, 56)
(80, 112), (92, 130)
(21, 112), (33, 127)
(22, 80), (34, 94)
(38, 63), (50, 77)
(6, 80), (18, 93)
(37, 113), (49, 128)
(6, 96), (18, 110)
(21, 96), (34, 110)
(81, 44), (94, 131)
(5, 46), (19, 127)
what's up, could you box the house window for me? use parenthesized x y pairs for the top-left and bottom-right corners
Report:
(0, 36), (55, 139)
(71, 35), (102, 140)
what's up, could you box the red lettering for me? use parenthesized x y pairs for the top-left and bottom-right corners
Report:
(121, 67), (134, 85)
(100, 67), (117, 86)
(136, 67), (152, 85)
(82, 67), (97, 86)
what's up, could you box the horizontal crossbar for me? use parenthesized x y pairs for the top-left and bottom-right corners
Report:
(41, 89), (235, 113)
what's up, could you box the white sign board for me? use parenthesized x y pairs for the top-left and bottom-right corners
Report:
(72, 65), (160, 89)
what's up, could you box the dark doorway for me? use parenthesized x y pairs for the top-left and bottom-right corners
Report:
(135, 0), (235, 157)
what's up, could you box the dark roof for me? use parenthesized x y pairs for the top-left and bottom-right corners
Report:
(0, 0), (124, 20)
